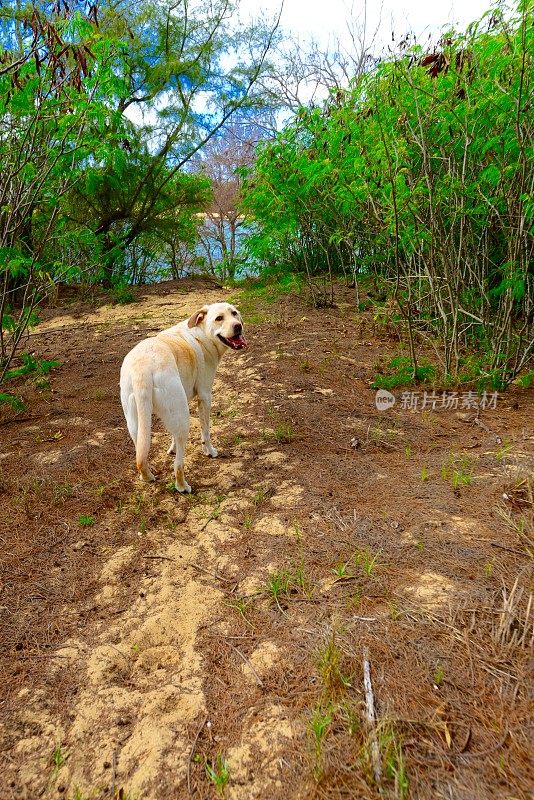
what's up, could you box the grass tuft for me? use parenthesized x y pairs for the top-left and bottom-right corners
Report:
(317, 631), (351, 695)
(309, 703), (333, 776)
(205, 754), (230, 796)
(441, 451), (472, 490)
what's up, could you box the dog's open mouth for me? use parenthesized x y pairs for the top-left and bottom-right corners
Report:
(217, 333), (248, 350)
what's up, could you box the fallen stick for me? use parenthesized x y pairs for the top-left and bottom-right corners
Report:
(191, 562), (236, 584)
(474, 415), (502, 443)
(470, 538), (526, 557)
(363, 647), (382, 786)
(200, 513), (218, 532)
(187, 715), (208, 795)
(474, 416), (491, 434)
(329, 575), (360, 586)
(459, 729), (509, 759)
(226, 641), (264, 688)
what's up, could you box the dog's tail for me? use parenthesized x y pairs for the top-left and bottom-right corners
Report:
(132, 373), (153, 480)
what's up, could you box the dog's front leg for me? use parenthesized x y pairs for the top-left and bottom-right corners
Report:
(198, 393), (218, 457)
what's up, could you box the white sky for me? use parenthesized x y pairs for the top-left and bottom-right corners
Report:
(126, 0), (497, 127)
(241, 0), (495, 51)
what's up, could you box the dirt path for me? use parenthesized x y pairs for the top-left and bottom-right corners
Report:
(1, 280), (533, 799)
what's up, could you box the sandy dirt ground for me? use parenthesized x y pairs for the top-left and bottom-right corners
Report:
(0, 278), (532, 800)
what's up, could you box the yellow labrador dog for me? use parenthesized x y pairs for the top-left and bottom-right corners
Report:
(120, 302), (247, 492)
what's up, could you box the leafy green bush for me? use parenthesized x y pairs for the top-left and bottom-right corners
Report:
(242, 3), (533, 386)
(108, 284), (135, 306)
(456, 354), (509, 391)
(4, 353), (60, 382)
(371, 356), (436, 389)
(0, 393), (25, 413)
(515, 371), (534, 389)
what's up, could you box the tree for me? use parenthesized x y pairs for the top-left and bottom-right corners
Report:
(256, 0), (381, 114)
(0, 0), (281, 383)
(65, 0), (282, 287)
(196, 120), (259, 280)
(0, 0), (126, 379)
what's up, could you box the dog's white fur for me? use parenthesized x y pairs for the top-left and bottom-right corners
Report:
(120, 302), (246, 492)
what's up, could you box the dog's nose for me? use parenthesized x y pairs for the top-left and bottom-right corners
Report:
(233, 323), (242, 335)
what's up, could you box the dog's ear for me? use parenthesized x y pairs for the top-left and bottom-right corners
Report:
(187, 305), (209, 328)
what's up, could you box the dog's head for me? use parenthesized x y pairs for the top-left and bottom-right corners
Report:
(187, 302), (248, 350)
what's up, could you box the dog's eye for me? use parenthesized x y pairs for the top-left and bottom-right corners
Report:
(231, 310), (238, 316)
(215, 315), (224, 321)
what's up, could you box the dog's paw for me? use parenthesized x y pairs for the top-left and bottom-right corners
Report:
(175, 481), (192, 494)
(202, 443), (218, 458)
(140, 470), (156, 482)
(167, 443), (176, 456)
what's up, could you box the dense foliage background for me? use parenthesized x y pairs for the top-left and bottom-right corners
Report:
(242, 3), (533, 387)
(0, 0), (532, 390)
(0, 0), (276, 379)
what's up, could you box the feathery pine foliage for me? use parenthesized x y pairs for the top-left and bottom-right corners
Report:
(0, 0), (129, 378)
(0, 0), (278, 381)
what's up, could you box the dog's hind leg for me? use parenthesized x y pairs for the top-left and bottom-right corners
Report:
(133, 376), (156, 483)
(172, 438), (191, 494)
(198, 392), (218, 457)
(155, 375), (191, 493)
(121, 385), (138, 446)
(121, 381), (155, 482)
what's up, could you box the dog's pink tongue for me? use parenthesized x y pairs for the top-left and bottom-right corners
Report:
(229, 334), (248, 349)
